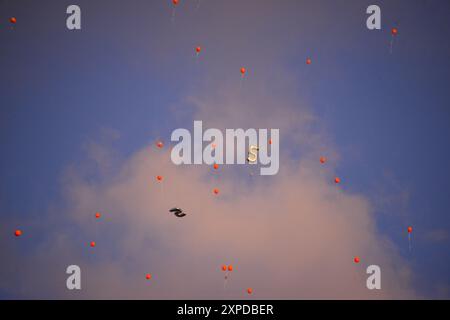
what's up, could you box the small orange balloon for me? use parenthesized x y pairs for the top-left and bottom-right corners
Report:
(320, 157), (326, 164)
(354, 256), (360, 264)
(221, 265), (227, 271)
(156, 175), (163, 181)
(334, 177), (341, 184)
(269, 139), (272, 145)
(240, 67), (246, 75)
(306, 58), (312, 65)
(14, 230), (22, 237)
(391, 27), (398, 36)
(10, 17), (17, 24)
(90, 241), (96, 248)
(95, 212), (101, 219)
(407, 226), (413, 233)
(213, 188), (219, 195)
(195, 46), (201, 53)
(173, 0), (179, 5)
(146, 273), (152, 280)
(227, 265), (233, 271)
(213, 164), (219, 170)
(156, 141), (164, 148)
(247, 288), (253, 295)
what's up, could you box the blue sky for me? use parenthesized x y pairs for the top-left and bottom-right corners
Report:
(1, 0), (449, 299)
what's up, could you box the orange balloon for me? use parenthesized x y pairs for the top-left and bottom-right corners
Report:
(14, 230), (22, 237)
(320, 157), (326, 164)
(156, 141), (164, 148)
(173, 0), (179, 5)
(212, 143), (217, 149)
(90, 241), (96, 248)
(213, 188), (219, 195)
(10, 17), (16, 24)
(407, 226), (413, 233)
(269, 139), (272, 145)
(354, 256), (360, 264)
(306, 58), (312, 65)
(240, 67), (246, 75)
(391, 27), (398, 36)
(221, 265), (227, 271)
(334, 177), (341, 184)
(213, 164), (219, 170)
(146, 273), (152, 280)
(95, 212), (101, 219)
(156, 175), (163, 181)
(227, 265), (233, 272)
(247, 288), (253, 295)
(195, 46), (201, 53)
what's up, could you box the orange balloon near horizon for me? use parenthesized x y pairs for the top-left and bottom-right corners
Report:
(213, 164), (219, 170)
(156, 141), (164, 148)
(14, 230), (22, 237)
(221, 265), (227, 271)
(213, 188), (219, 195)
(407, 226), (413, 233)
(306, 58), (312, 65)
(156, 175), (163, 181)
(240, 67), (246, 75)
(391, 27), (398, 36)
(195, 46), (201, 53)
(334, 177), (341, 184)
(320, 157), (326, 164)
(95, 212), (101, 219)
(227, 265), (233, 271)
(247, 288), (253, 295)
(354, 256), (360, 264)
(173, 0), (179, 5)
(146, 273), (152, 280)
(90, 241), (96, 248)
(10, 17), (17, 24)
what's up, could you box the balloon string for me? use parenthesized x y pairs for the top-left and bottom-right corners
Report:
(160, 182), (165, 206)
(171, 8), (176, 23)
(408, 233), (412, 252)
(223, 272), (229, 289)
(389, 36), (394, 54)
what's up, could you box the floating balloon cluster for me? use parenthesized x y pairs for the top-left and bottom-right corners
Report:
(8, 1), (412, 298)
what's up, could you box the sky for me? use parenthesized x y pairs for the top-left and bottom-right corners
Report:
(0, 0), (449, 299)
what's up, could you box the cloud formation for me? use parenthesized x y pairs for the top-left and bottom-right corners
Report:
(0, 0), (419, 299)
(0, 67), (416, 299)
